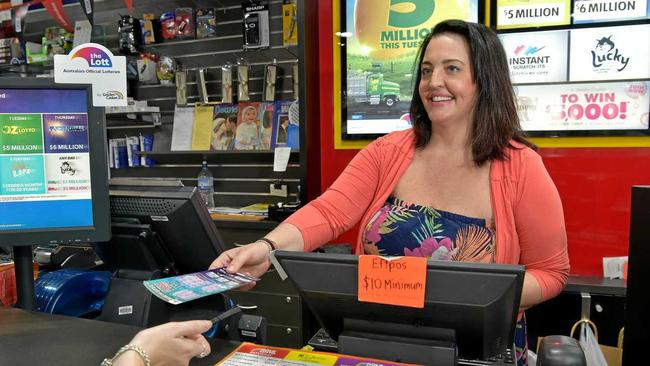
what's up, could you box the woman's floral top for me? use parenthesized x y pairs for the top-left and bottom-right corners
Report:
(362, 196), (496, 262)
(361, 196), (529, 366)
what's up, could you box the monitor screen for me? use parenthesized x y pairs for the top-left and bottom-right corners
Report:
(340, 0), (481, 140)
(0, 78), (110, 246)
(274, 251), (524, 361)
(104, 185), (226, 274)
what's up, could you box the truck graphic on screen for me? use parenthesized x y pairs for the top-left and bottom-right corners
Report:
(347, 72), (401, 107)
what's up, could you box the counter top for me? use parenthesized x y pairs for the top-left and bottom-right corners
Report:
(565, 275), (626, 296)
(0, 307), (238, 366)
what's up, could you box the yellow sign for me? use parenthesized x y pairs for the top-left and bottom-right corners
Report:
(285, 350), (338, 365)
(352, 0), (475, 60)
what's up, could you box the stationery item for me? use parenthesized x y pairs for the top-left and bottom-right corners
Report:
(263, 63), (277, 101)
(117, 15), (140, 55)
(196, 8), (217, 39)
(234, 102), (261, 150)
(242, 0), (270, 49)
(191, 105), (214, 150)
(286, 99), (300, 149)
(196, 68), (209, 104)
(143, 268), (258, 305)
(139, 134), (154, 167)
(137, 53), (157, 84)
(112, 138), (128, 169)
(239, 203), (270, 216)
(108, 139), (114, 168)
(160, 12), (177, 40)
(221, 65), (233, 103)
(9, 37), (24, 65)
(125, 136), (140, 167)
(156, 55), (175, 85)
(91, 24), (106, 44)
(175, 69), (187, 105)
(282, 1), (298, 46)
(72, 20), (92, 48)
(141, 13), (156, 44)
(175, 7), (195, 38)
(271, 100), (292, 148)
(236, 64), (249, 101)
(292, 62), (299, 99)
(259, 102), (274, 150)
(212, 104), (238, 150)
(170, 106), (194, 151)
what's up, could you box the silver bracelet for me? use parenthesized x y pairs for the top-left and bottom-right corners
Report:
(101, 344), (151, 366)
(255, 239), (274, 253)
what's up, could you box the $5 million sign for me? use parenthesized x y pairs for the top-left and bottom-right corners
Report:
(358, 255), (427, 308)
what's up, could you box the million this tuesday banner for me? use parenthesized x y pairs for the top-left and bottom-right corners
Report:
(344, 0), (478, 135)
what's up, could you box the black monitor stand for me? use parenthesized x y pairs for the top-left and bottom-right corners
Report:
(338, 319), (457, 365)
(13, 245), (36, 310)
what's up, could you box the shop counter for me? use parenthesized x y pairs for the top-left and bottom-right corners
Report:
(0, 307), (238, 366)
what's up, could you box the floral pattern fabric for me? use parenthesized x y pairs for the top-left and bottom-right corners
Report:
(363, 196), (496, 261)
(362, 196), (527, 365)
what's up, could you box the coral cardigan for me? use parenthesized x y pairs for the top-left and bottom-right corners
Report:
(285, 129), (570, 301)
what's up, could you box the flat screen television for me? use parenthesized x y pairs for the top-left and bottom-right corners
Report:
(340, 0), (482, 140)
(273, 251), (524, 363)
(0, 77), (110, 309)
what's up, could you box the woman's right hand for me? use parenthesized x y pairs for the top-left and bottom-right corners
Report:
(209, 242), (271, 279)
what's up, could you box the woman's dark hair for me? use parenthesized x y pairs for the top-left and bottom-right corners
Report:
(410, 19), (535, 165)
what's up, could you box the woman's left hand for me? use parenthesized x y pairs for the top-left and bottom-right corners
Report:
(113, 320), (212, 366)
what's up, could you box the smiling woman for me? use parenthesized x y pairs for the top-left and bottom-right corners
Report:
(416, 33), (477, 131)
(410, 20), (533, 164)
(210, 20), (569, 366)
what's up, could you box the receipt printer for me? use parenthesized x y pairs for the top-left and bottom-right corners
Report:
(238, 314), (267, 345)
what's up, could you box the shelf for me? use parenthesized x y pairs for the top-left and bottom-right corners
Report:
(565, 275), (627, 296)
(143, 34), (240, 48)
(0, 62), (54, 76)
(213, 218), (280, 230)
(139, 150), (299, 156)
(106, 124), (157, 130)
(106, 107), (161, 114)
(105, 108), (162, 128)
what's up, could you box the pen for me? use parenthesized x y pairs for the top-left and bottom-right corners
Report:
(210, 306), (243, 325)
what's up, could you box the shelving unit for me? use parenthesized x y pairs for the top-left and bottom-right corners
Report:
(98, 0), (310, 211)
(0, 62), (53, 77)
(14, 0), (317, 349)
(105, 109), (162, 130)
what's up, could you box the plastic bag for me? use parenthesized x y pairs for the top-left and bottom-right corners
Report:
(578, 322), (608, 366)
(527, 350), (537, 366)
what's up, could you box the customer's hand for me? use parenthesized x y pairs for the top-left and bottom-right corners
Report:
(113, 320), (212, 366)
(209, 242), (271, 280)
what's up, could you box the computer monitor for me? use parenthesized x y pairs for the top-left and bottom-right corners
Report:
(0, 78), (111, 309)
(273, 251), (525, 364)
(103, 185), (226, 274)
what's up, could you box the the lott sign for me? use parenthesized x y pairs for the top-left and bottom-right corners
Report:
(54, 43), (126, 107)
